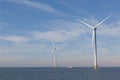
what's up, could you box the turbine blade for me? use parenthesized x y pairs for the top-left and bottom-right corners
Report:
(94, 15), (112, 28)
(92, 30), (94, 47)
(50, 48), (54, 55)
(78, 19), (93, 29)
(50, 40), (56, 55)
(51, 41), (55, 47)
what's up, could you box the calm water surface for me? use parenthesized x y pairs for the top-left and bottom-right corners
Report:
(0, 68), (119, 80)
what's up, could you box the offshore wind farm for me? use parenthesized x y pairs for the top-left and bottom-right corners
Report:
(0, 0), (120, 68)
(0, 0), (120, 80)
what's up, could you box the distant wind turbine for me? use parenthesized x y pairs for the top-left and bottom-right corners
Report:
(50, 41), (57, 68)
(78, 15), (111, 69)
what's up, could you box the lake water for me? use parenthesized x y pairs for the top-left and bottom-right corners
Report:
(0, 68), (119, 80)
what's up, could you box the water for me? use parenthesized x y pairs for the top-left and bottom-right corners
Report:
(0, 67), (119, 80)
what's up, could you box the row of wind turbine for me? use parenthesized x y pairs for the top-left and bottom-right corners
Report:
(49, 15), (111, 69)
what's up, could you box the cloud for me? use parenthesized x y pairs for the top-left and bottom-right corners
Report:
(0, 35), (29, 43)
(33, 30), (79, 42)
(0, 22), (8, 29)
(0, 44), (49, 55)
(0, 9), (14, 16)
(0, 22), (8, 26)
(6, 0), (57, 13)
(98, 22), (120, 37)
(32, 20), (84, 42)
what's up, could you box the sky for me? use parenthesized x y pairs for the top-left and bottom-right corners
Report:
(0, 0), (120, 67)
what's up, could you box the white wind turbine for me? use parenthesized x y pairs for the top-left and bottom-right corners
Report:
(79, 15), (111, 69)
(50, 41), (57, 68)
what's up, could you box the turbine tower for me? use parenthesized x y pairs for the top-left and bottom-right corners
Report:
(79, 15), (111, 69)
(50, 41), (57, 68)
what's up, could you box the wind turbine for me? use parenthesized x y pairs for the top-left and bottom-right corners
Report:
(50, 41), (57, 68)
(79, 15), (111, 69)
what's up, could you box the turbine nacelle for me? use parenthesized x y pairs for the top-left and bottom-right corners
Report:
(50, 41), (56, 54)
(54, 47), (56, 50)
